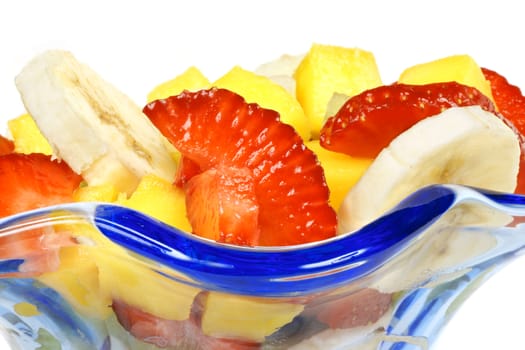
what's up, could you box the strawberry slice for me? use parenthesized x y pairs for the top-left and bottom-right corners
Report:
(185, 165), (260, 246)
(175, 155), (202, 187)
(0, 153), (82, 276)
(112, 299), (260, 349)
(0, 153), (83, 217)
(0, 135), (14, 156)
(144, 88), (337, 246)
(481, 67), (525, 194)
(319, 82), (497, 158)
(306, 288), (392, 329)
(0, 228), (76, 277)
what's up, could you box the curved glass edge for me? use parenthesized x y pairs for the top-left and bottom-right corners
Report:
(1, 184), (525, 349)
(93, 184), (459, 296)
(1, 184), (525, 297)
(95, 184), (525, 296)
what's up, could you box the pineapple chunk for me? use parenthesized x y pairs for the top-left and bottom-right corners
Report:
(74, 183), (120, 203)
(47, 183), (198, 323)
(119, 174), (192, 232)
(398, 54), (493, 101)
(37, 245), (112, 319)
(8, 113), (52, 155)
(97, 249), (200, 321)
(147, 66), (210, 103)
(74, 174), (191, 235)
(295, 44), (382, 138)
(307, 140), (372, 211)
(201, 292), (304, 342)
(214, 66), (311, 140)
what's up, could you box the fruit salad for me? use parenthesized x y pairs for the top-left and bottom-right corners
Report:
(0, 43), (524, 349)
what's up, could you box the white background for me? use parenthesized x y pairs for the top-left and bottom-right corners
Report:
(1, 0), (525, 349)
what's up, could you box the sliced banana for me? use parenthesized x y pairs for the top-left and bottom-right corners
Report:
(338, 105), (521, 233)
(15, 50), (178, 194)
(254, 53), (304, 96)
(254, 53), (305, 77)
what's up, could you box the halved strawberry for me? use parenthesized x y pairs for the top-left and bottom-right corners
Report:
(175, 155), (202, 187)
(319, 82), (497, 158)
(0, 153), (83, 217)
(185, 165), (260, 246)
(0, 135), (14, 155)
(481, 67), (525, 194)
(305, 288), (392, 329)
(112, 298), (260, 350)
(0, 228), (76, 277)
(144, 88), (337, 246)
(0, 153), (82, 276)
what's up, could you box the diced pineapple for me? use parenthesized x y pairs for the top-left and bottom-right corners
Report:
(73, 183), (120, 203)
(214, 66), (311, 140)
(307, 140), (372, 211)
(38, 211), (198, 323)
(147, 66), (210, 103)
(398, 54), (493, 101)
(8, 113), (52, 155)
(97, 249), (200, 321)
(119, 174), (192, 232)
(295, 44), (382, 138)
(201, 292), (304, 342)
(74, 174), (191, 235)
(37, 245), (112, 319)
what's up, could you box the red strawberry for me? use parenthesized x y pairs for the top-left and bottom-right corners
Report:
(306, 288), (392, 329)
(144, 88), (337, 246)
(185, 165), (259, 246)
(112, 299), (260, 350)
(175, 156), (202, 187)
(0, 135), (14, 155)
(320, 82), (497, 158)
(482, 67), (525, 194)
(0, 153), (83, 276)
(0, 153), (83, 217)
(0, 227), (76, 277)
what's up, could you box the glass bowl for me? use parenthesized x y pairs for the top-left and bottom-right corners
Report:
(1, 184), (525, 350)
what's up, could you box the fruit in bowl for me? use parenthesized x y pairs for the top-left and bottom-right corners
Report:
(0, 43), (525, 349)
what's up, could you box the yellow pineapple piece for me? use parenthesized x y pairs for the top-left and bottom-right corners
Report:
(96, 249), (200, 321)
(91, 174), (199, 321)
(73, 183), (123, 243)
(147, 66), (210, 103)
(39, 210), (198, 322)
(201, 292), (304, 342)
(307, 140), (372, 211)
(119, 174), (192, 232)
(398, 54), (493, 101)
(73, 183), (120, 203)
(8, 113), (52, 155)
(37, 245), (112, 319)
(295, 44), (382, 138)
(214, 65), (311, 140)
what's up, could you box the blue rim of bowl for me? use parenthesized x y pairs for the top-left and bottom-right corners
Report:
(1, 184), (524, 297)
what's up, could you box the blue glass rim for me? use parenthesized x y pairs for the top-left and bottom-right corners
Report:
(1, 184), (524, 298)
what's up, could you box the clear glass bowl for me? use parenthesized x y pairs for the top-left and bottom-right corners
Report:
(1, 184), (525, 350)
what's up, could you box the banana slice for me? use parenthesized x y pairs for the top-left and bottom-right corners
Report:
(338, 105), (521, 233)
(255, 53), (305, 76)
(254, 53), (304, 95)
(15, 50), (178, 194)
